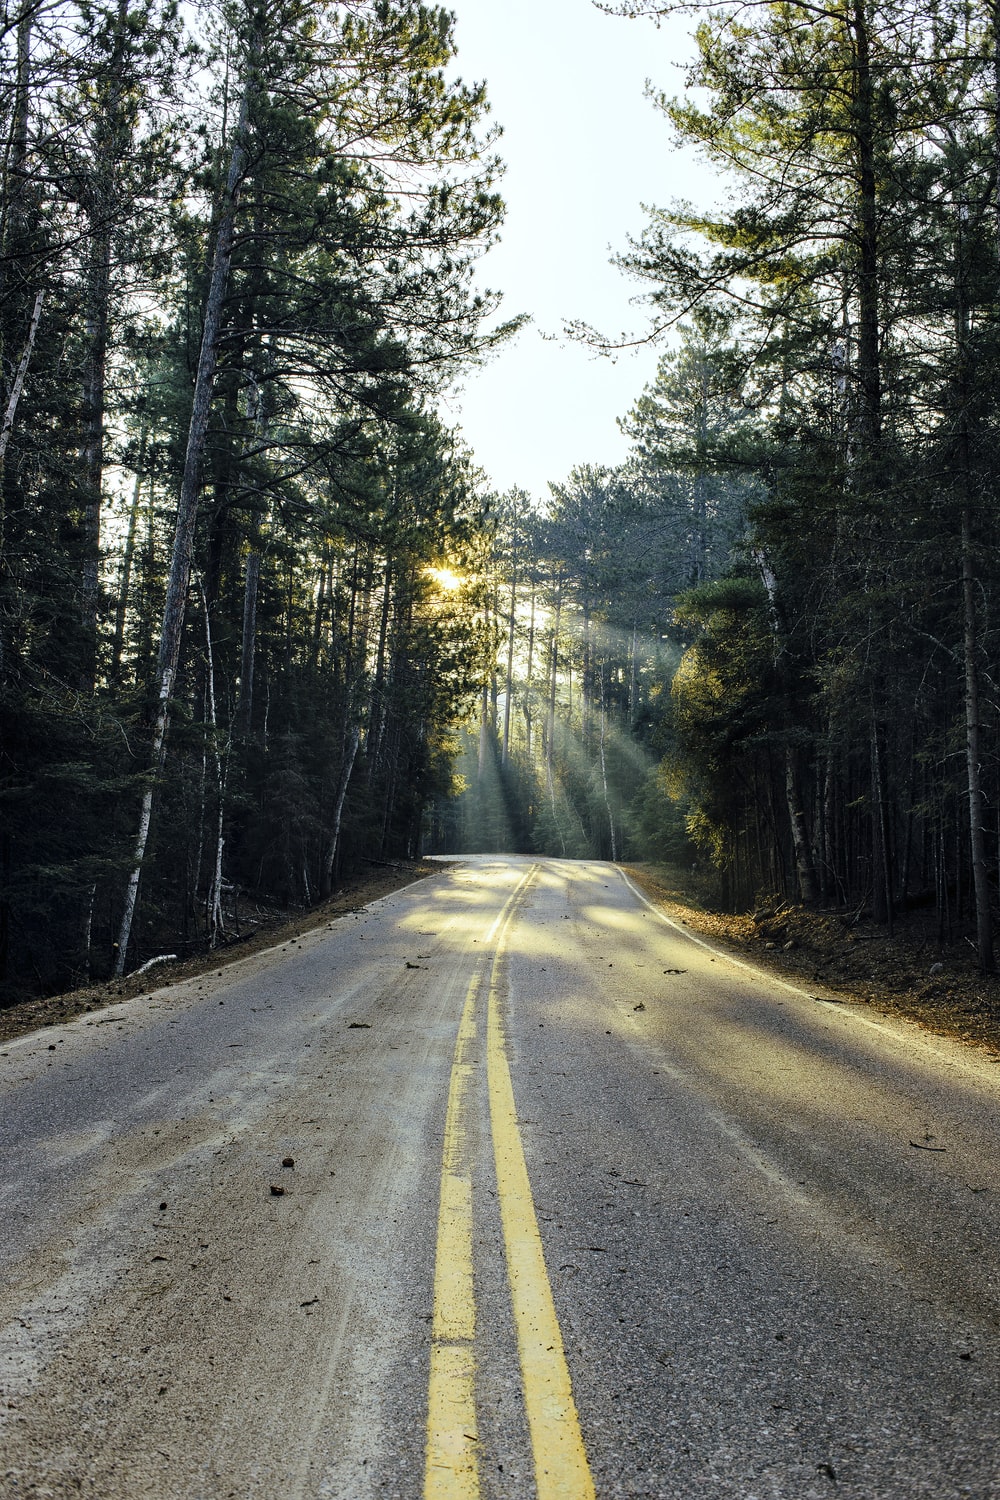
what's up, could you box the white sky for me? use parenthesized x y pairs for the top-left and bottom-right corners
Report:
(441, 0), (716, 503)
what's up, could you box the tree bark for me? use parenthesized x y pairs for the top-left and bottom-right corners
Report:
(756, 550), (819, 903)
(114, 73), (254, 976)
(321, 722), (360, 896)
(851, 0), (881, 451)
(524, 580), (535, 761)
(0, 287), (42, 470)
(501, 557), (517, 765)
(599, 663), (616, 860)
(199, 578), (226, 949)
(111, 428), (147, 684)
(961, 504), (994, 972)
(237, 546), (261, 736)
(954, 184), (994, 972)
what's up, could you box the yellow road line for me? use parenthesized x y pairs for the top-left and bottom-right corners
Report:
(426, 865), (593, 1497)
(487, 889), (596, 1500)
(425, 866), (540, 1499)
(425, 972), (480, 1499)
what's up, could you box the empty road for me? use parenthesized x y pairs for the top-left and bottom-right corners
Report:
(2, 856), (999, 1498)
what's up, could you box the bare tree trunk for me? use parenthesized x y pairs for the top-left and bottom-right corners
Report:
(962, 504), (994, 971)
(954, 182), (994, 973)
(0, 0), (33, 318)
(851, 0), (881, 451)
(478, 679), (490, 779)
(322, 723), (360, 896)
(199, 579), (226, 949)
(0, 279), (42, 675)
(79, 0), (136, 690)
(870, 715), (894, 933)
(785, 747), (818, 905)
(524, 580), (535, 761)
(114, 77), (254, 976)
(756, 551), (818, 903)
(545, 577), (564, 852)
(489, 583), (499, 733)
(80, 231), (111, 689)
(78, 883), (96, 984)
(580, 599), (592, 747)
(237, 546), (261, 736)
(501, 559), (517, 765)
(599, 663), (616, 861)
(110, 431), (147, 683)
(369, 556), (393, 769)
(0, 287), (42, 470)
(628, 622), (638, 727)
(992, 0), (1000, 265)
(545, 575), (562, 793)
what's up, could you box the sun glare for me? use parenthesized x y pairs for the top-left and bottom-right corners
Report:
(426, 565), (465, 592)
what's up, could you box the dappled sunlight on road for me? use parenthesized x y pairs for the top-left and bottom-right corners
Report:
(5, 853), (1000, 1497)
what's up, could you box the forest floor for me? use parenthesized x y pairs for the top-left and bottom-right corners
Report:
(4, 855), (1000, 1057)
(0, 861), (437, 1047)
(628, 862), (1000, 1057)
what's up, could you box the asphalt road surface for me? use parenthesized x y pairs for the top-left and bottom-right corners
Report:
(2, 855), (1000, 1499)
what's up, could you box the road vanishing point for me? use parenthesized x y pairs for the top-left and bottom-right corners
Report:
(2, 855), (1000, 1498)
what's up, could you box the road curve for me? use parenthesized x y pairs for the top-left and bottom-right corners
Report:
(2, 855), (1000, 1498)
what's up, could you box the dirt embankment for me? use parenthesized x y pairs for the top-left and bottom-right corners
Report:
(627, 862), (1000, 1057)
(0, 862), (437, 1047)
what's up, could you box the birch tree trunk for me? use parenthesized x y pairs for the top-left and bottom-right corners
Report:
(321, 723), (361, 896)
(0, 287), (42, 471)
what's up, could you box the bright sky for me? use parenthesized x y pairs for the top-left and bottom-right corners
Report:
(441, 0), (715, 504)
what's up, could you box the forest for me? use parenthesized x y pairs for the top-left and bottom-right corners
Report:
(2, 0), (999, 1003)
(444, 0), (1000, 980)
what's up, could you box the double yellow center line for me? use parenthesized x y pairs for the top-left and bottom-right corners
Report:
(425, 866), (595, 1499)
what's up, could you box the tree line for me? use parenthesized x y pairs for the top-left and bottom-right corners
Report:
(446, 0), (1000, 975)
(7, 0), (998, 1002)
(0, 0), (508, 1000)
(434, 330), (751, 873)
